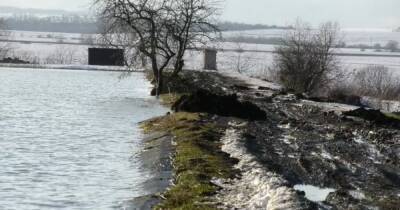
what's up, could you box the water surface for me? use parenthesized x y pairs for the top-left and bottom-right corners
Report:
(0, 68), (168, 210)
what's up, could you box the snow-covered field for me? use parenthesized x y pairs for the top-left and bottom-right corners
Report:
(222, 28), (400, 46)
(1, 30), (400, 75)
(1, 30), (97, 44)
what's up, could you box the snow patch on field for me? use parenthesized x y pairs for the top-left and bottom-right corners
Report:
(215, 122), (304, 210)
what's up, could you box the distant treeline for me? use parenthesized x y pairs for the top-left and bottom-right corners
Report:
(218, 21), (293, 31)
(223, 36), (283, 45)
(2, 14), (292, 34)
(4, 15), (99, 34)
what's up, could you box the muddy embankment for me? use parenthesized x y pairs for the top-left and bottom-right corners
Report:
(130, 132), (174, 209)
(142, 71), (400, 210)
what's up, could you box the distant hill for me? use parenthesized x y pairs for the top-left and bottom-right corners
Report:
(3, 15), (98, 34)
(0, 6), (86, 17)
(218, 21), (292, 31)
(0, 6), (98, 34)
(0, 6), (290, 34)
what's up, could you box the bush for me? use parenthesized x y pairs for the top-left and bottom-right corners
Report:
(385, 40), (399, 52)
(354, 65), (400, 100)
(329, 65), (400, 102)
(374, 43), (382, 52)
(273, 21), (340, 94)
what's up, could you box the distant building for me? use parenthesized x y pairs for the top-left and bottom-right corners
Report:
(88, 48), (124, 66)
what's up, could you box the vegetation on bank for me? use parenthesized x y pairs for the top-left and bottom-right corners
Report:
(141, 70), (238, 209)
(141, 112), (237, 209)
(384, 112), (400, 121)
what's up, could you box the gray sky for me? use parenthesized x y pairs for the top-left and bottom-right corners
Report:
(0, 0), (399, 28)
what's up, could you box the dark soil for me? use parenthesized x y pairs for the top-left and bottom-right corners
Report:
(344, 108), (400, 127)
(173, 70), (400, 210)
(172, 89), (267, 121)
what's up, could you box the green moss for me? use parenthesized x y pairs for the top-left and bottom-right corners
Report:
(141, 113), (237, 209)
(160, 93), (184, 107)
(384, 112), (400, 121)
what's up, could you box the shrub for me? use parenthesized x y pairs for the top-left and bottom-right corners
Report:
(329, 65), (400, 102)
(354, 65), (400, 100)
(385, 40), (399, 52)
(273, 20), (341, 94)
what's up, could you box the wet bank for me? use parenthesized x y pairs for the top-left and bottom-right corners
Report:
(129, 132), (173, 209)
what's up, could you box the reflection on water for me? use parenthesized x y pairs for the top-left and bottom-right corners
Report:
(0, 68), (168, 210)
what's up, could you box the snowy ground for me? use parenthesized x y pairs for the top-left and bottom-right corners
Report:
(215, 122), (305, 210)
(1, 30), (400, 75)
(222, 28), (400, 46)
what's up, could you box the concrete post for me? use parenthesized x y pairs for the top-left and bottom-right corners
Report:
(203, 48), (217, 70)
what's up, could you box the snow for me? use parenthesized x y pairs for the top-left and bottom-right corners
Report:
(293, 185), (336, 202)
(299, 100), (360, 113)
(222, 28), (400, 46)
(220, 71), (282, 90)
(216, 122), (304, 210)
(2, 30), (400, 76)
(352, 133), (385, 164)
(0, 64), (130, 72)
(361, 97), (400, 112)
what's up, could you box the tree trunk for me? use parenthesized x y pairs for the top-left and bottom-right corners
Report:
(150, 55), (161, 97)
(157, 70), (163, 97)
(172, 57), (184, 78)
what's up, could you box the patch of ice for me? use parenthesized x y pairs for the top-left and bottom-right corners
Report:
(278, 123), (291, 129)
(217, 122), (304, 209)
(325, 133), (335, 140)
(220, 71), (282, 90)
(282, 134), (295, 145)
(320, 149), (334, 160)
(349, 190), (366, 200)
(300, 100), (359, 112)
(294, 185), (336, 202)
(353, 135), (365, 144)
(353, 135), (384, 164)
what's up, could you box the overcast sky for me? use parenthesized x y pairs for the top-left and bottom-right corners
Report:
(0, 0), (398, 28)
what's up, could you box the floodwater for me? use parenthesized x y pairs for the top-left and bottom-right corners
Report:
(0, 68), (168, 210)
(294, 185), (336, 202)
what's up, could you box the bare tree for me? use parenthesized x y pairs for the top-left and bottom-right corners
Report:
(165, 0), (221, 77)
(95, 0), (221, 96)
(229, 40), (255, 74)
(354, 65), (400, 100)
(96, 0), (180, 96)
(273, 20), (341, 94)
(45, 46), (77, 64)
(374, 43), (382, 52)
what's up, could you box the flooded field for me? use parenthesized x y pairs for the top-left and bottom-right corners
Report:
(0, 68), (168, 210)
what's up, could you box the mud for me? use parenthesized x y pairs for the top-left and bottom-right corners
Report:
(130, 132), (173, 210)
(172, 89), (267, 121)
(178, 71), (400, 210)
